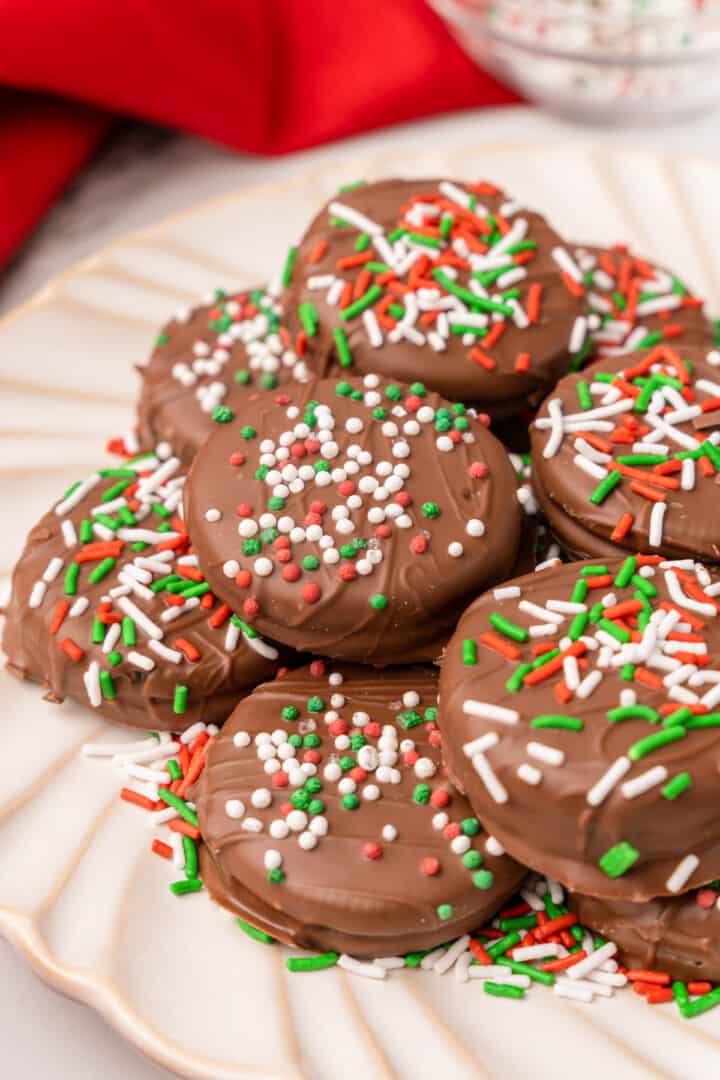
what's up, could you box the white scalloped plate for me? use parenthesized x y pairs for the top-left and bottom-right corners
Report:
(2, 143), (720, 1080)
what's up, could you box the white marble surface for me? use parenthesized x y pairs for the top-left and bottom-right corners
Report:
(4, 102), (720, 1079)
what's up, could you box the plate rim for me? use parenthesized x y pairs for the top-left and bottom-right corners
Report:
(2, 137), (719, 1080)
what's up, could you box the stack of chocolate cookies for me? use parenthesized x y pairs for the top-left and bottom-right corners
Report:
(5, 177), (720, 1005)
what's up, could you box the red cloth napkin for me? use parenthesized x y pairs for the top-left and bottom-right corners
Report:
(0, 1), (518, 270)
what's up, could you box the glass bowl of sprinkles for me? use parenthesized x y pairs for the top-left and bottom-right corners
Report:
(429, 0), (720, 122)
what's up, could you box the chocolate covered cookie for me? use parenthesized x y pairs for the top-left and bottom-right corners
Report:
(283, 178), (586, 417)
(531, 345), (720, 562)
(3, 445), (289, 731)
(137, 285), (310, 462)
(439, 557), (720, 901)
(185, 374), (522, 664)
(196, 663), (525, 956)
(571, 885), (720, 984)
(572, 243), (711, 366)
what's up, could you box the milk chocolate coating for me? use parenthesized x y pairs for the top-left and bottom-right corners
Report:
(2, 451), (289, 731)
(439, 558), (720, 901)
(196, 664), (525, 956)
(185, 375), (523, 664)
(574, 243), (711, 363)
(571, 888), (720, 983)
(531, 347), (720, 563)
(137, 287), (310, 463)
(285, 178), (583, 417)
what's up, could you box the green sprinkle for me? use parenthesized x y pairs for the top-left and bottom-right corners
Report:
(340, 285), (383, 321)
(237, 918), (275, 944)
(333, 327), (353, 368)
(685, 713), (720, 729)
(79, 519), (93, 543)
(241, 425), (256, 440)
(421, 501), (441, 519)
(571, 578), (588, 604)
(531, 715), (584, 732)
(631, 574), (657, 598)
(484, 982), (525, 1000)
(436, 903), (453, 921)
(167, 759), (182, 781)
(489, 613), (529, 643)
(91, 617), (105, 644)
(576, 381), (593, 411)
(506, 664), (532, 692)
(568, 612), (589, 640)
(268, 867), (285, 884)
(462, 851), (483, 870)
(170, 879), (202, 896)
(342, 793), (359, 811)
(487, 932), (521, 959)
(589, 470), (621, 505)
(286, 952), (338, 972)
(107, 651), (122, 667)
(370, 593), (387, 611)
(628, 726), (686, 761)
(212, 405), (234, 424)
(88, 557), (116, 584)
(99, 670), (116, 700)
(497, 956), (555, 986)
(673, 980), (690, 1009)
(472, 869), (495, 890)
(157, 788), (199, 827)
(354, 232), (370, 253)
(621, 663), (636, 681)
(607, 704), (660, 724)
(173, 685), (189, 715)
(462, 639), (477, 665)
(663, 706), (694, 728)
(598, 618), (630, 643)
(581, 564), (610, 577)
(298, 301), (319, 337)
(614, 556), (638, 588)
(498, 916), (538, 932)
(679, 985), (720, 1019)
(398, 710), (422, 729)
(413, 784), (431, 805)
(662, 772), (692, 800)
(598, 841), (639, 878)
(183, 835), (198, 879)
(281, 245), (297, 287)
(119, 618), (136, 650)
(616, 454), (668, 466)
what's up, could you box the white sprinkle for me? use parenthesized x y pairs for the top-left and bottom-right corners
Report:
(567, 942), (617, 980)
(28, 581), (47, 608)
(205, 508), (221, 523)
(180, 722), (206, 745)
(83, 661), (102, 707)
(666, 854), (699, 893)
(648, 501), (666, 548)
(328, 201), (382, 236)
(462, 701), (519, 725)
(127, 651), (155, 671)
(148, 639), (182, 664)
(433, 935), (471, 975)
(471, 753), (508, 804)
(552, 246), (583, 283)
(514, 944), (564, 962)
(517, 763), (542, 785)
(575, 670), (603, 699)
(54, 473), (101, 515)
(485, 835), (504, 857)
(337, 955), (386, 980)
(587, 756), (631, 806)
(621, 765), (668, 799)
(494, 585), (521, 601)
(225, 799), (245, 819)
(527, 742), (565, 767)
(462, 732), (499, 756)
(117, 597), (164, 640)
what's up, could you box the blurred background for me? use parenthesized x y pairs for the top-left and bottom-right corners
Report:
(2, 1), (720, 1077)
(3, 0), (720, 318)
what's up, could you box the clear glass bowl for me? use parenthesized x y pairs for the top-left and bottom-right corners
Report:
(428, 0), (720, 123)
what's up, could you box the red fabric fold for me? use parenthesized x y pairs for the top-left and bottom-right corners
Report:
(0, 1), (518, 268)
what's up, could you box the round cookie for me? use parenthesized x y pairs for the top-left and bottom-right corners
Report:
(185, 374), (523, 664)
(439, 557), (720, 902)
(2, 444), (289, 731)
(531, 345), (720, 562)
(571, 885), (720, 983)
(283, 177), (587, 417)
(573, 243), (711, 366)
(137, 285), (310, 462)
(196, 662), (525, 956)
